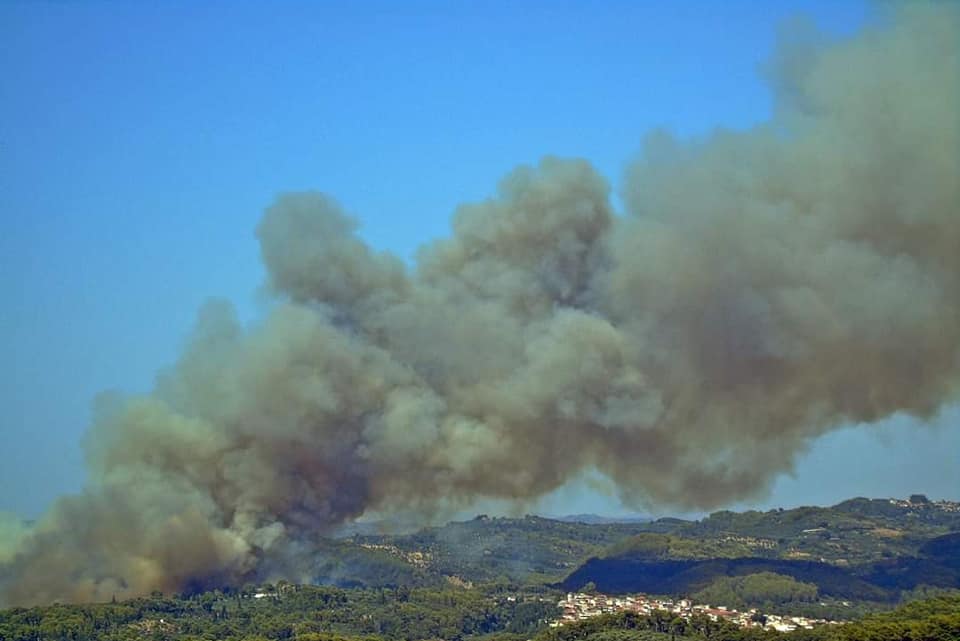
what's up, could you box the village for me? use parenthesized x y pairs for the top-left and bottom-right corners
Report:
(888, 497), (960, 513)
(551, 592), (841, 633)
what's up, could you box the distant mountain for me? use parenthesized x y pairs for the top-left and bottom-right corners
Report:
(551, 514), (652, 525)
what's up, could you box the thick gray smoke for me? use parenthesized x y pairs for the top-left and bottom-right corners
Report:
(2, 3), (958, 606)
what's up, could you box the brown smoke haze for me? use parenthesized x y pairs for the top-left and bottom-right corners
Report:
(1, 3), (958, 606)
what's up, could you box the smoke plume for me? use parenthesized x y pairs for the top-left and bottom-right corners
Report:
(2, 3), (958, 606)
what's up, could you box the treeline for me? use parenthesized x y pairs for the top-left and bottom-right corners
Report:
(691, 573), (818, 611)
(0, 584), (558, 641)
(832, 594), (960, 641)
(533, 594), (960, 641)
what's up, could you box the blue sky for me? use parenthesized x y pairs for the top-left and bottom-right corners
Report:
(2, 0), (957, 520)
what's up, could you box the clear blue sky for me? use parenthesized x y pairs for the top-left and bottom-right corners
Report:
(2, 1), (957, 520)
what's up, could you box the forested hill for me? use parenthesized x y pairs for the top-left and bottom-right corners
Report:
(347, 496), (960, 588)
(349, 515), (659, 584)
(556, 498), (960, 609)
(330, 495), (960, 609)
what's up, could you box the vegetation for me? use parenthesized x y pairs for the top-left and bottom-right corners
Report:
(834, 593), (960, 641)
(351, 515), (660, 584)
(0, 584), (559, 641)
(1, 498), (958, 640)
(601, 534), (760, 561)
(350, 499), (960, 590)
(557, 500), (960, 605)
(560, 555), (897, 602)
(691, 573), (818, 611)
(533, 594), (960, 641)
(3, 588), (957, 641)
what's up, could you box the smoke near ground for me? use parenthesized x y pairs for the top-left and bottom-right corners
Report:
(2, 3), (958, 606)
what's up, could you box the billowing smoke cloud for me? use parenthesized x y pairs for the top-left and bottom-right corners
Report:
(2, 3), (958, 606)
(0, 515), (27, 565)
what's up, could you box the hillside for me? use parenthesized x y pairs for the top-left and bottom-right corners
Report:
(309, 496), (960, 615)
(344, 496), (957, 582)
(351, 515), (659, 584)
(682, 497), (960, 565)
(556, 499), (960, 609)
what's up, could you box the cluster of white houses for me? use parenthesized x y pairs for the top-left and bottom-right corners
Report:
(888, 497), (960, 513)
(552, 592), (840, 633)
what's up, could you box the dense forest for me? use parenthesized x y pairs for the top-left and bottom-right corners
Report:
(0, 583), (557, 641)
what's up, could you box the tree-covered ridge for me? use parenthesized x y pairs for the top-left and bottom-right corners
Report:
(554, 499), (960, 608)
(346, 498), (960, 588)
(351, 515), (660, 584)
(280, 500), (960, 612)
(600, 533), (764, 561)
(691, 573), (819, 611)
(685, 498), (960, 565)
